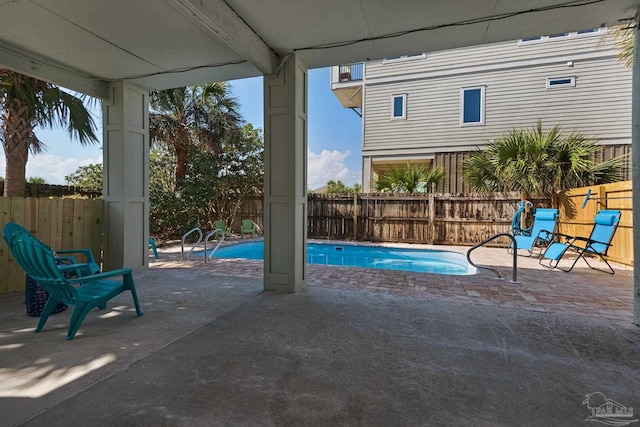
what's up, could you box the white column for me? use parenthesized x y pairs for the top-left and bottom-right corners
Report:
(362, 156), (372, 192)
(632, 16), (640, 326)
(102, 81), (150, 272)
(263, 54), (307, 292)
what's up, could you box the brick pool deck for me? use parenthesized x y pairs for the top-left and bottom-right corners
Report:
(153, 239), (635, 323)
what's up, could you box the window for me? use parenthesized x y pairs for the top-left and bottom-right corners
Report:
(391, 94), (407, 119)
(383, 53), (426, 64)
(461, 86), (485, 126)
(520, 28), (605, 44)
(546, 76), (576, 88)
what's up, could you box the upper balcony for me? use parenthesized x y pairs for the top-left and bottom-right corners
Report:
(330, 63), (363, 109)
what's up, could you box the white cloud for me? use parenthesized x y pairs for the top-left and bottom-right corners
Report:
(307, 149), (360, 190)
(0, 153), (103, 185)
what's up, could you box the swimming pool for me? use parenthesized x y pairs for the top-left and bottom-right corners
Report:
(209, 241), (477, 275)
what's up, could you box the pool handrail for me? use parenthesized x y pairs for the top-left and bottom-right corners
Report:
(467, 233), (519, 284)
(204, 229), (225, 262)
(181, 227), (203, 260)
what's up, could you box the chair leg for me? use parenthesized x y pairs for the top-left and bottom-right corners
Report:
(66, 303), (96, 340)
(123, 273), (143, 316)
(35, 297), (59, 333)
(582, 254), (616, 275)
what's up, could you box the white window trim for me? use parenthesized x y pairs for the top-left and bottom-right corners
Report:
(460, 86), (485, 127)
(519, 28), (606, 45)
(546, 76), (576, 89)
(383, 53), (426, 64)
(391, 94), (407, 120)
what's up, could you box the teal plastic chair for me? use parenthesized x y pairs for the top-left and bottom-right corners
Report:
(3, 222), (99, 276)
(149, 237), (159, 259)
(240, 219), (257, 238)
(6, 230), (143, 340)
(510, 208), (558, 256)
(539, 210), (621, 275)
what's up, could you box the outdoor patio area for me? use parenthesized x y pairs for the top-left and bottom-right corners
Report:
(0, 241), (638, 426)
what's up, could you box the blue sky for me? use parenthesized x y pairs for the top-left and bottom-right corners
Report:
(1, 67), (362, 190)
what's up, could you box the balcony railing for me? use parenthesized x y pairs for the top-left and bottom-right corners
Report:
(338, 62), (363, 82)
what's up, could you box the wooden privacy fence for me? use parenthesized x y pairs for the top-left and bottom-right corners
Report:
(0, 197), (104, 294)
(307, 193), (551, 245)
(554, 181), (632, 266)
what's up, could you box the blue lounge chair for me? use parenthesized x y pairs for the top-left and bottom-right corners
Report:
(510, 208), (558, 256)
(6, 230), (143, 340)
(539, 210), (621, 275)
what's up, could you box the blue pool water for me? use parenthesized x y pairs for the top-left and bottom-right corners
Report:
(208, 241), (476, 275)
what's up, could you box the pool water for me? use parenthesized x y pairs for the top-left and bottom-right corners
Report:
(208, 241), (476, 275)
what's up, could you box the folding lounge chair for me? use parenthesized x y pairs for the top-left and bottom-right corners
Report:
(510, 208), (558, 256)
(539, 209), (621, 275)
(6, 231), (143, 340)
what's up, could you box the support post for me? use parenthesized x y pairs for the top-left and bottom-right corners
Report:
(632, 14), (640, 325)
(263, 54), (307, 292)
(103, 81), (150, 272)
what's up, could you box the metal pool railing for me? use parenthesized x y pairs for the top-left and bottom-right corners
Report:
(466, 233), (518, 284)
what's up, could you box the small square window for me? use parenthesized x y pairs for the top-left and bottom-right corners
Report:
(383, 53), (427, 64)
(546, 77), (576, 88)
(391, 94), (407, 119)
(461, 86), (485, 126)
(548, 33), (569, 39)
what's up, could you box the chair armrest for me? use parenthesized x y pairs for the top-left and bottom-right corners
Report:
(536, 229), (555, 240)
(569, 236), (613, 248)
(68, 267), (133, 284)
(55, 255), (78, 264)
(56, 249), (97, 264)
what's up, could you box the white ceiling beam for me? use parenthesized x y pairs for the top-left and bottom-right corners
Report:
(167, 0), (279, 75)
(0, 42), (108, 99)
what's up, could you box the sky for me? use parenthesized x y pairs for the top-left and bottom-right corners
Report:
(0, 67), (362, 191)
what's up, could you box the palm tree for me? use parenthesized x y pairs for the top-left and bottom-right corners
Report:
(376, 164), (444, 193)
(462, 121), (624, 195)
(613, 23), (634, 68)
(149, 83), (241, 184)
(0, 70), (98, 197)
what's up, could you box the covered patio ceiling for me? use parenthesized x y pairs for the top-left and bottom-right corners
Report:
(0, 0), (636, 98)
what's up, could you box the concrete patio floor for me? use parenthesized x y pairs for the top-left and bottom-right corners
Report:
(0, 241), (638, 426)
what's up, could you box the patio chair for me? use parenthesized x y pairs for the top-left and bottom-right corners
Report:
(240, 219), (257, 238)
(149, 237), (159, 259)
(509, 208), (558, 256)
(6, 231), (143, 340)
(213, 219), (231, 238)
(3, 222), (100, 276)
(539, 209), (621, 275)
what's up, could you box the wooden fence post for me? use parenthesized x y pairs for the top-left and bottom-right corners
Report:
(428, 193), (435, 245)
(353, 193), (358, 241)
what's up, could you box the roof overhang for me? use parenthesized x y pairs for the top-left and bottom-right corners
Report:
(0, 0), (636, 98)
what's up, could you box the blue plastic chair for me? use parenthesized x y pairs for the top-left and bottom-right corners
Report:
(6, 229), (143, 340)
(539, 210), (621, 275)
(510, 208), (558, 256)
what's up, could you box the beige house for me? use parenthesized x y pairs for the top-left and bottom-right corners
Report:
(332, 28), (632, 193)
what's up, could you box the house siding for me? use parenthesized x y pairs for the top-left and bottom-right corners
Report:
(362, 31), (631, 156)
